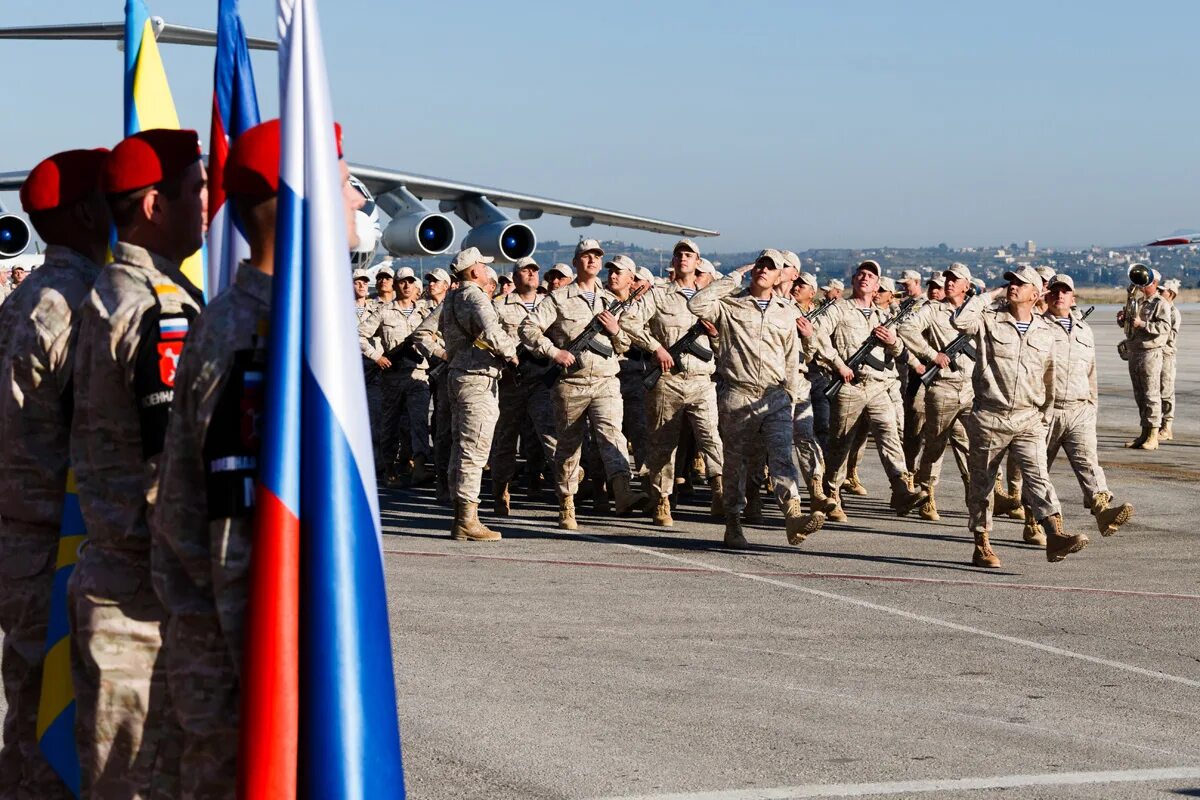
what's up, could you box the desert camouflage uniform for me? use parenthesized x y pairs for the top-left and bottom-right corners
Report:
(412, 305), (451, 494)
(897, 299), (973, 492)
(1123, 292), (1172, 429)
(70, 242), (203, 798)
(622, 283), (723, 498)
(1042, 308), (1111, 506)
(520, 284), (635, 498)
(898, 296), (929, 470)
(791, 306), (824, 487)
(1161, 296), (1181, 429)
(359, 298), (431, 472)
(356, 300), (383, 471)
(688, 275), (802, 516)
(950, 294), (1060, 534)
(150, 262), (269, 798)
(490, 293), (557, 489)
(617, 351), (650, 472)
(814, 299), (910, 498)
(0, 246), (100, 799)
(441, 283), (518, 503)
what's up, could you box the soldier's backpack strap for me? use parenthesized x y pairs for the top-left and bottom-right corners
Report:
(203, 323), (268, 520)
(132, 273), (200, 460)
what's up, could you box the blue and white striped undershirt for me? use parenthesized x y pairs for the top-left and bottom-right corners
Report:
(755, 297), (771, 312)
(1013, 320), (1031, 336)
(679, 286), (697, 299)
(581, 291), (596, 306)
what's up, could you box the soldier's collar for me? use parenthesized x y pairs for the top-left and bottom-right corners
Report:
(41, 244), (102, 277)
(234, 260), (273, 305)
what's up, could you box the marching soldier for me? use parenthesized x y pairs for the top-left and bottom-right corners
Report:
(1040, 274), (1134, 537)
(815, 260), (926, 521)
(1158, 279), (1181, 441)
(440, 248), (519, 540)
(489, 256), (558, 514)
(788, 272), (836, 513)
(821, 278), (844, 302)
(359, 264), (433, 484)
(898, 269), (930, 472)
(689, 250), (826, 548)
(898, 269), (923, 302)
(1117, 265), (1171, 450)
(898, 262), (975, 521)
(950, 266), (1089, 568)
(519, 241), (647, 530)
(0, 147), (110, 799)
(622, 238), (724, 527)
(71, 129), (209, 796)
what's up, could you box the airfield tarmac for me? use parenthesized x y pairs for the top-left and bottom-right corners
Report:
(383, 306), (1200, 800)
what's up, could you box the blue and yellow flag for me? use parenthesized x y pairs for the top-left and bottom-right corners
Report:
(124, 0), (207, 296)
(36, 470), (85, 798)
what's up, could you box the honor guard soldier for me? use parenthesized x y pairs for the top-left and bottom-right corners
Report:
(489, 256), (558, 514)
(814, 260), (926, 521)
(520, 241), (647, 530)
(1158, 279), (1181, 441)
(898, 263), (975, 521)
(622, 238), (724, 527)
(0, 148), (110, 799)
(689, 250), (826, 548)
(1041, 274), (1134, 537)
(950, 266), (1089, 568)
(70, 129), (209, 797)
(440, 248), (519, 540)
(1117, 265), (1171, 450)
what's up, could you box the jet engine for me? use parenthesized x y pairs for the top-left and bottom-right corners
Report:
(0, 214), (32, 258)
(375, 186), (456, 257)
(454, 195), (536, 262)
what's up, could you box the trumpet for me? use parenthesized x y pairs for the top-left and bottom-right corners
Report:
(1122, 263), (1153, 338)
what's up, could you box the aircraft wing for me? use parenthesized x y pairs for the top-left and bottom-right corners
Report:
(0, 172), (28, 193)
(351, 164), (719, 238)
(0, 20), (277, 51)
(1148, 236), (1200, 247)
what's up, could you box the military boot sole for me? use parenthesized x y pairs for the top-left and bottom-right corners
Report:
(1097, 503), (1134, 536)
(1046, 535), (1089, 563)
(972, 549), (1002, 569)
(451, 528), (502, 542)
(786, 511), (826, 546)
(842, 481), (869, 496)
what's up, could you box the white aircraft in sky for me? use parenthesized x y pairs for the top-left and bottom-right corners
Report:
(0, 18), (718, 263)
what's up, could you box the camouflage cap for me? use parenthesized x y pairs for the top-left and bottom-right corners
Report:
(1003, 265), (1041, 285)
(696, 258), (717, 274)
(604, 254), (637, 273)
(425, 268), (451, 283)
(899, 269), (922, 283)
(673, 237), (700, 256)
(943, 262), (972, 282)
(856, 259), (881, 276)
(394, 266), (417, 282)
(352, 268), (370, 281)
(546, 262), (574, 279)
(1047, 273), (1075, 291)
(797, 272), (818, 290)
(755, 249), (785, 269)
(878, 276), (896, 293)
(375, 265), (395, 279)
(821, 278), (845, 292)
(450, 246), (494, 274)
(513, 256), (540, 271)
(635, 267), (655, 283)
(575, 238), (604, 257)
(780, 250), (802, 270)
(927, 273), (947, 287)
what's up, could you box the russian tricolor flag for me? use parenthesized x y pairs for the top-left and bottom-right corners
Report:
(237, 0), (405, 797)
(207, 0), (261, 296)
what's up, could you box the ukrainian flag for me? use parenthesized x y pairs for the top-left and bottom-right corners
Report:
(124, 0), (207, 296)
(36, 470), (85, 798)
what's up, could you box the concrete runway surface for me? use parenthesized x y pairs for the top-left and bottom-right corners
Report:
(3, 307), (1198, 799)
(384, 306), (1200, 800)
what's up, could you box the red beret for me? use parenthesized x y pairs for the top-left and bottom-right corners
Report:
(225, 119), (345, 200)
(20, 149), (110, 213)
(102, 129), (202, 195)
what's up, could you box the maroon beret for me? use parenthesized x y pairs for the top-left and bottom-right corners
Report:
(102, 129), (202, 195)
(225, 119), (344, 200)
(20, 149), (110, 213)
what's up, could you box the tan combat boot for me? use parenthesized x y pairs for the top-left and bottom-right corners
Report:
(410, 453), (430, 485)
(1044, 514), (1089, 562)
(743, 482), (764, 523)
(493, 481), (511, 517)
(1022, 510), (1046, 546)
(992, 478), (1020, 518)
(784, 498), (825, 545)
(451, 501), (502, 542)
(708, 475), (725, 518)
(889, 475), (927, 517)
(1159, 422), (1173, 441)
(723, 515), (749, 548)
(612, 473), (648, 515)
(918, 483), (939, 521)
(1091, 491), (1134, 537)
(693, 454), (707, 479)
(826, 486), (848, 522)
(808, 477), (839, 515)
(1139, 426), (1160, 451)
(843, 467), (868, 496)
(653, 491), (673, 527)
(1125, 426), (1153, 449)
(972, 531), (1002, 568)
(558, 495), (578, 531)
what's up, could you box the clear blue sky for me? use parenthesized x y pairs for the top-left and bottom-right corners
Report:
(3, 0), (1198, 252)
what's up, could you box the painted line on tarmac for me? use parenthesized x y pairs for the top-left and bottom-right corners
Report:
(578, 538), (1200, 690)
(381, 548), (1200, 602)
(594, 765), (1200, 799)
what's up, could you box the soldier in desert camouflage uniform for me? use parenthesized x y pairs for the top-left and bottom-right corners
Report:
(0, 148), (110, 800)
(689, 251), (826, 548)
(1118, 265), (1172, 450)
(70, 129), (209, 798)
(1158, 279), (1181, 441)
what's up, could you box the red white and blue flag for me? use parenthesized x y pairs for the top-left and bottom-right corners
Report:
(237, 0), (405, 797)
(207, 0), (261, 296)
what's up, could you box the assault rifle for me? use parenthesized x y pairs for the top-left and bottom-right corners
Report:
(365, 329), (423, 377)
(822, 296), (919, 400)
(803, 297), (835, 322)
(540, 285), (647, 388)
(641, 320), (714, 390)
